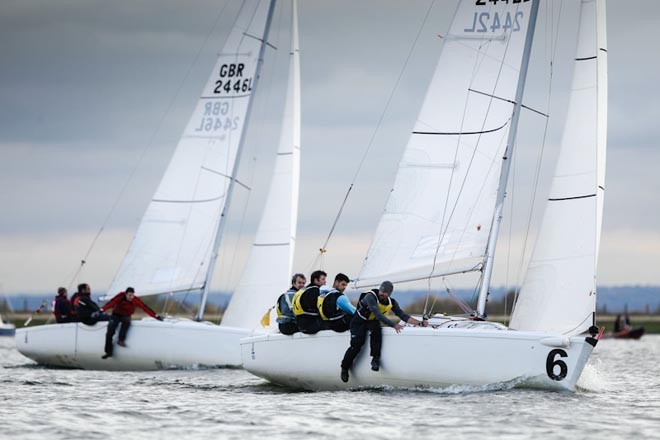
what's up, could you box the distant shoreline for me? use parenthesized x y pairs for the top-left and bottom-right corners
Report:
(6, 313), (659, 334)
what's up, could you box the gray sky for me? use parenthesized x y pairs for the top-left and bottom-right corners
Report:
(1, 0), (658, 295)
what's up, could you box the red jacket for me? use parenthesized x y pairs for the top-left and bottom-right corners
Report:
(102, 292), (157, 318)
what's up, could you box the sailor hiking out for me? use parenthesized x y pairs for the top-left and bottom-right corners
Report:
(317, 273), (355, 332)
(276, 273), (306, 335)
(292, 270), (327, 334)
(101, 287), (163, 359)
(340, 281), (427, 382)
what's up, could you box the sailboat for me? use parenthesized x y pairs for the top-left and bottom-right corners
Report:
(0, 315), (15, 337)
(15, 0), (300, 370)
(241, 0), (607, 391)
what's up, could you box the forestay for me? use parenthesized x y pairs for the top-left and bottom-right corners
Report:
(355, 1), (534, 288)
(109, 0), (274, 297)
(511, 0), (607, 335)
(222, 0), (301, 329)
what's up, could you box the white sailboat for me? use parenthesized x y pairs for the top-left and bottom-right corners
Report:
(241, 0), (607, 391)
(0, 314), (15, 337)
(16, 0), (301, 370)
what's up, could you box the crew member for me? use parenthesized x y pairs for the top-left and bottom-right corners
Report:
(73, 283), (110, 325)
(318, 273), (355, 332)
(340, 281), (427, 382)
(53, 287), (72, 323)
(292, 270), (326, 334)
(100, 287), (163, 359)
(276, 273), (306, 335)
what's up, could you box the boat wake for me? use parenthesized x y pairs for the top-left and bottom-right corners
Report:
(575, 359), (612, 392)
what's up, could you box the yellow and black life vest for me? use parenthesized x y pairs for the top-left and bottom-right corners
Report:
(275, 289), (296, 322)
(317, 290), (344, 321)
(292, 286), (320, 316)
(356, 289), (392, 320)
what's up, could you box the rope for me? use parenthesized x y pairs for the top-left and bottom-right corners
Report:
(308, 0), (437, 270)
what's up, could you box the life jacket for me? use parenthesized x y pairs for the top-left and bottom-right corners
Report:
(317, 290), (344, 321)
(292, 286), (320, 316)
(53, 295), (71, 322)
(69, 292), (81, 318)
(356, 289), (392, 321)
(276, 289), (296, 323)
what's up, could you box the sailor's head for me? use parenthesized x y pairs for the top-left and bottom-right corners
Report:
(78, 283), (90, 294)
(310, 270), (327, 287)
(333, 273), (350, 293)
(57, 287), (67, 297)
(291, 273), (306, 290)
(378, 281), (394, 299)
(125, 287), (135, 301)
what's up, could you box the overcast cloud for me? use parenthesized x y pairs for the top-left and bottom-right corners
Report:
(0, 0), (658, 295)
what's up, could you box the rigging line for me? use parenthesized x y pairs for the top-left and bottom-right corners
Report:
(428, 2), (523, 290)
(313, 0), (437, 268)
(512, 0), (564, 315)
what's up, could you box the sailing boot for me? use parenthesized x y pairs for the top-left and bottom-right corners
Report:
(371, 357), (380, 372)
(340, 368), (349, 383)
(117, 340), (127, 348)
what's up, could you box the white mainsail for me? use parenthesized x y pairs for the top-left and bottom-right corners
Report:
(222, 0), (301, 329)
(108, 0), (275, 298)
(355, 1), (534, 287)
(510, 0), (607, 335)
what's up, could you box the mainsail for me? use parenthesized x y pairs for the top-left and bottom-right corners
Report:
(108, 0), (275, 298)
(222, 0), (301, 329)
(355, 1), (535, 287)
(510, 0), (607, 335)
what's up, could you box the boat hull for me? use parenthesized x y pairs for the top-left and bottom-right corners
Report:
(15, 318), (253, 370)
(241, 327), (596, 392)
(0, 323), (16, 337)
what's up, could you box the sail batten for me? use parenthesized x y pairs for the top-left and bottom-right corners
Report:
(511, 0), (607, 335)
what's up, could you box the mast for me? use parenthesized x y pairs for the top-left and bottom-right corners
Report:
(220, 0), (301, 328)
(197, 0), (278, 321)
(476, 0), (540, 317)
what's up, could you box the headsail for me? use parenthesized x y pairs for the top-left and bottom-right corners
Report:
(108, 0), (276, 298)
(510, 0), (607, 335)
(221, 0), (301, 329)
(355, 1), (535, 288)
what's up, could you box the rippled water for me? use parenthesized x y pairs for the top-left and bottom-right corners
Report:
(1, 335), (659, 439)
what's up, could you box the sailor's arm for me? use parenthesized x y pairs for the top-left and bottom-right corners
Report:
(336, 295), (356, 315)
(392, 299), (428, 327)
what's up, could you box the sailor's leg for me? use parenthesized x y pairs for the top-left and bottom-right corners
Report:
(367, 320), (383, 360)
(117, 316), (131, 343)
(104, 317), (119, 355)
(341, 316), (367, 370)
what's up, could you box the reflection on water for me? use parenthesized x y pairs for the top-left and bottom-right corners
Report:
(1, 335), (658, 439)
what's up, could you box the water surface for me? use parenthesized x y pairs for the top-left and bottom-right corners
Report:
(1, 335), (658, 439)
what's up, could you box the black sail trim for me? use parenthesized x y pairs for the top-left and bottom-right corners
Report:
(548, 194), (597, 202)
(413, 120), (508, 136)
(575, 55), (597, 61)
(152, 195), (224, 204)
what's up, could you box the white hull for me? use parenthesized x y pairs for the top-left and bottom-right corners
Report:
(241, 321), (597, 392)
(0, 321), (16, 337)
(16, 318), (255, 370)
